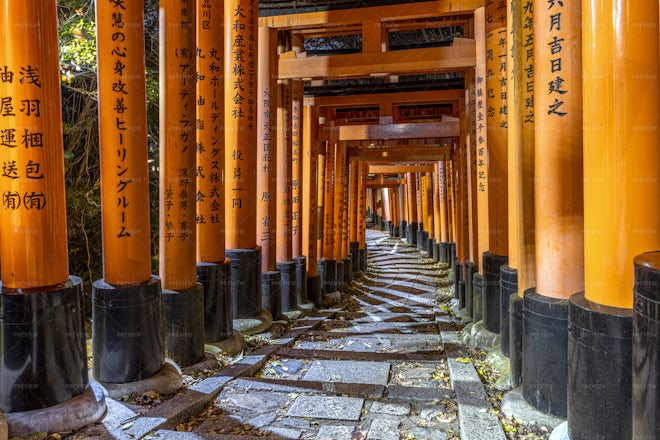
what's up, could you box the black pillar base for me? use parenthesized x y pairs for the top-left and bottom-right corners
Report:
(509, 293), (524, 387)
(458, 281), (466, 310)
(322, 258), (337, 293)
(472, 273), (484, 322)
(197, 260), (233, 343)
(226, 247), (262, 319)
(307, 274), (322, 308)
(568, 292), (632, 439)
(400, 220), (407, 239)
(392, 226), (400, 237)
(465, 262), (476, 317)
(336, 260), (345, 292)
(500, 266), (518, 358)
(426, 236), (434, 255)
(422, 231), (430, 253)
(449, 242), (457, 268)
(162, 283), (205, 367)
(93, 275), (164, 385)
(350, 242), (360, 272)
(454, 261), (462, 300)
(439, 242), (449, 264)
(432, 241), (440, 262)
(359, 248), (367, 272)
(522, 289), (568, 418)
(1, 277), (88, 413)
(294, 256), (308, 305)
(383, 220), (392, 235)
(407, 223), (418, 246)
(633, 252), (660, 437)
(377, 215), (383, 230)
(343, 257), (352, 288)
(276, 260), (297, 313)
(416, 230), (424, 251)
(262, 270), (282, 320)
(482, 252), (508, 334)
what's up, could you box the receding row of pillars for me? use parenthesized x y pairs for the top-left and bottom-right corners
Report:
(0, 0), (371, 435)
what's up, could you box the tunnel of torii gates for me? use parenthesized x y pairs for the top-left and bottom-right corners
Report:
(0, 0), (659, 438)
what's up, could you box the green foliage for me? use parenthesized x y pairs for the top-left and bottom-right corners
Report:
(58, 2), (97, 81)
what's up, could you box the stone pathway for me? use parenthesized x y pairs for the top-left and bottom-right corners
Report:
(74, 229), (506, 440)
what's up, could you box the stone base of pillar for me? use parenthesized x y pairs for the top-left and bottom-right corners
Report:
(307, 274), (322, 308)
(93, 275), (164, 384)
(377, 215), (383, 230)
(568, 292), (632, 439)
(407, 223), (418, 246)
(422, 231), (430, 253)
(482, 252), (508, 334)
(233, 309), (273, 335)
(392, 226), (400, 237)
(162, 283), (205, 367)
(294, 256), (308, 306)
(276, 260), (298, 313)
(472, 273), (484, 322)
(449, 242), (457, 268)
(500, 266), (518, 358)
(197, 260), (234, 344)
(458, 280), (466, 309)
(349, 242), (360, 272)
(416, 230), (424, 251)
(320, 258), (337, 294)
(383, 220), (392, 234)
(359, 248), (367, 272)
(336, 260), (345, 292)
(432, 240), (440, 262)
(343, 257), (352, 288)
(262, 270), (282, 320)
(207, 331), (245, 356)
(425, 236), (434, 256)
(400, 220), (407, 240)
(465, 262), (476, 317)
(226, 247), (262, 319)
(509, 293), (524, 387)
(5, 380), (106, 438)
(439, 242), (449, 264)
(1, 276), (105, 432)
(522, 289), (569, 418)
(454, 261), (462, 301)
(633, 253), (660, 437)
(96, 359), (182, 400)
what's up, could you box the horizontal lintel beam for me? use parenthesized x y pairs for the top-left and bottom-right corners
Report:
(324, 120), (460, 141)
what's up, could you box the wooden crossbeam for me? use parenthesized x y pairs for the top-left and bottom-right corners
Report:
(304, 89), (464, 108)
(259, 0), (481, 30)
(366, 179), (405, 188)
(323, 120), (460, 141)
(278, 39), (476, 80)
(348, 146), (452, 162)
(368, 164), (436, 174)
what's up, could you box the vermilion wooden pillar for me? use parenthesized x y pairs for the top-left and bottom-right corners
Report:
(357, 161), (368, 271)
(321, 141), (337, 293)
(225, 0), (265, 325)
(196, 0), (233, 345)
(482, 0), (508, 335)
(420, 172), (430, 251)
(256, 26), (281, 319)
(333, 142), (347, 291)
(569, 1), (660, 437)
(502, 0), (535, 386)
(520, 0), (582, 419)
(302, 105), (321, 306)
(349, 160), (361, 270)
(317, 150), (325, 261)
(158, 0), (205, 368)
(0, 0), (104, 427)
(474, 7), (489, 272)
(405, 172), (418, 246)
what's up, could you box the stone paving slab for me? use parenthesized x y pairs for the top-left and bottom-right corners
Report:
(366, 418), (400, 440)
(276, 347), (445, 362)
(302, 360), (391, 385)
(316, 425), (356, 440)
(286, 396), (365, 420)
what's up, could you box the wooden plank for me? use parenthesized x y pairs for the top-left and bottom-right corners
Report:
(369, 164), (436, 174)
(348, 146), (452, 162)
(259, 0), (482, 30)
(304, 89), (464, 108)
(279, 38), (476, 80)
(324, 120), (460, 141)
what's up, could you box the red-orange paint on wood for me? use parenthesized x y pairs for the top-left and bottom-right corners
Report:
(302, 105), (319, 276)
(333, 142), (347, 260)
(97, 0), (152, 284)
(225, 0), (258, 250)
(583, 0), (660, 308)
(257, 27), (278, 271)
(275, 79), (292, 262)
(317, 150), (325, 260)
(474, 7), (489, 269)
(534, 0), (582, 299)
(159, 0), (197, 291)
(322, 142), (335, 260)
(0, 0), (69, 290)
(196, 0), (226, 266)
(291, 79), (304, 258)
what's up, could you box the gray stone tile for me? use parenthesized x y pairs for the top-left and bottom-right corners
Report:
(268, 426), (301, 439)
(316, 425), (355, 440)
(287, 396), (364, 421)
(405, 427), (448, 440)
(248, 412), (277, 428)
(228, 391), (289, 413)
(370, 402), (411, 416)
(367, 418), (400, 440)
(303, 360), (390, 385)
